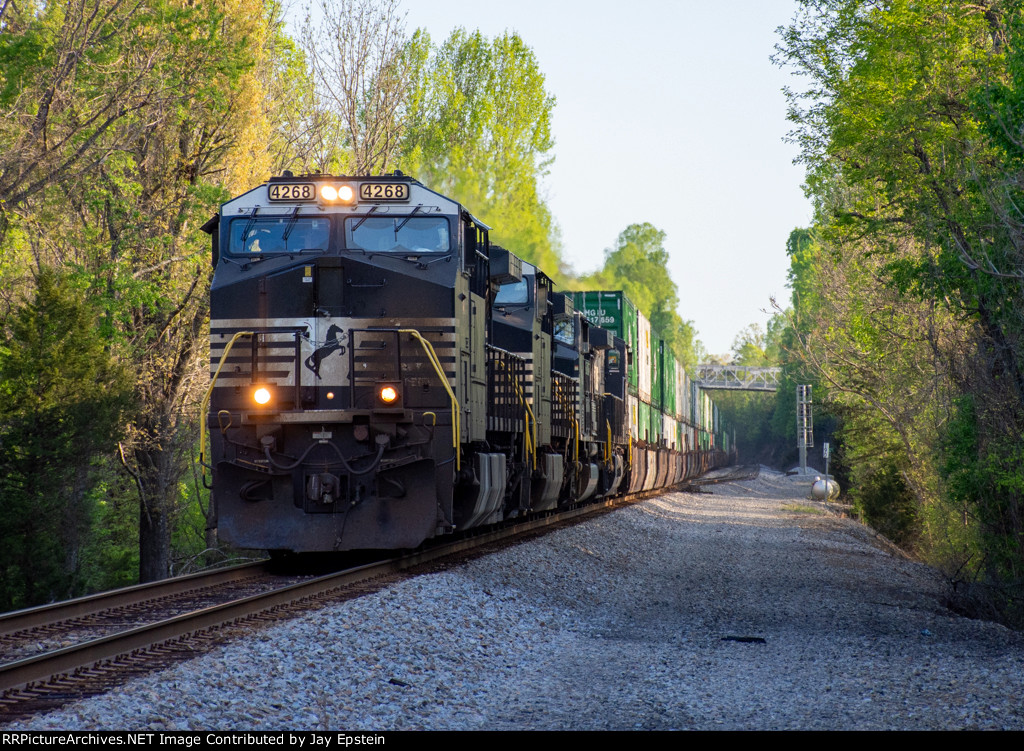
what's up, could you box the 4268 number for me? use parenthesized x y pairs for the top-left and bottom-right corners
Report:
(359, 183), (409, 201)
(268, 183), (315, 201)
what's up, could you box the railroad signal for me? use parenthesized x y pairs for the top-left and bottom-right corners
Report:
(797, 385), (813, 474)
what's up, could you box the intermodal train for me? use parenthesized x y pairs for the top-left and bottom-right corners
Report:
(200, 172), (732, 553)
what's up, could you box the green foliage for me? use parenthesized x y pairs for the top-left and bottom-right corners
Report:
(712, 390), (776, 464)
(935, 395), (1024, 624)
(764, 311), (788, 364)
(781, 503), (824, 515)
(77, 476), (141, 593)
(785, 229), (820, 318)
(263, 21), (344, 175)
(776, 1), (1024, 622)
(942, 397), (1024, 586)
(400, 28), (561, 278)
(0, 268), (131, 609)
(0, 0), (292, 595)
(729, 311), (782, 366)
(577, 223), (704, 369)
(0, 5), (573, 599)
(841, 416), (919, 545)
(731, 323), (770, 366)
(583, 224), (674, 313)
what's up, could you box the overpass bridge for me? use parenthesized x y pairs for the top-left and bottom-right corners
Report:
(693, 365), (781, 392)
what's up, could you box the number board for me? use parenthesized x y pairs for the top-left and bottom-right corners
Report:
(267, 183), (315, 202)
(359, 183), (409, 202)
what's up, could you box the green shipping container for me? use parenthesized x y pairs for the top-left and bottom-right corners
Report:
(652, 339), (663, 411)
(659, 341), (677, 418)
(638, 400), (651, 444)
(571, 290), (639, 395)
(650, 404), (663, 445)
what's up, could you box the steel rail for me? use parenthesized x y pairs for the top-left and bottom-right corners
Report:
(0, 561), (269, 639)
(0, 492), (645, 696)
(1, 465), (733, 703)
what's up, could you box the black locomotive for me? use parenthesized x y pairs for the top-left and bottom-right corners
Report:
(201, 172), (730, 553)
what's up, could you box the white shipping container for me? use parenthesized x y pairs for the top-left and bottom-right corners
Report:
(663, 413), (676, 449)
(637, 312), (651, 402)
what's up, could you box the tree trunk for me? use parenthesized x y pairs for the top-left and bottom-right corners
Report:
(135, 428), (177, 583)
(139, 494), (170, 583)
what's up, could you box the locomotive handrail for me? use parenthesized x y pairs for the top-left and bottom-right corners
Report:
(521, 385), (537, 471)
(606, 420), (612, 465)
(510, 371), (536, 472)
(399, 328), (461, 471)
(200, 330), (254, 481)
(493, 355), (536, 471)
(572, 415), (580, 465)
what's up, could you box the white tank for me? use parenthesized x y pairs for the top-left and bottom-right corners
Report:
(811, 476), (840, 500)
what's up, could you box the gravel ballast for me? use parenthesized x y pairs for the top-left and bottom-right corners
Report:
(6, 468), (1023, 730)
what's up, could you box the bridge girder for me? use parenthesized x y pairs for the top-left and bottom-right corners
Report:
(694, 365), (781, 392)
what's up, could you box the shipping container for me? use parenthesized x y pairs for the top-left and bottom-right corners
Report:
(637, 311), (651, 402)
(660, 342), (677, 418)
(690, 381), (700, 430)
(662, 412), (678, 450)
(675, 361), (687, 423)
(649, 403), (663, 445)
(652, 338), (664, 411)
(638, 400), (651, 444)
(571, 291), (639, 396)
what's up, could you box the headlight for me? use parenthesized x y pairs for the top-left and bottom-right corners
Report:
(253, 386), (272, 405)
(320, 184), (355, 204)
(378, 385), (399, 405)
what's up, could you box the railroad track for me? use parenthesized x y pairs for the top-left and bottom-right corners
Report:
(680, 464), (761, 487)
(0, 478), (734, 722)
(0, 561), (272, 660)
(0, 561), (307, 716)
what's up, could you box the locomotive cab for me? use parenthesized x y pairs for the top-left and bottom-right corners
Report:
(203, 172), (483, 552)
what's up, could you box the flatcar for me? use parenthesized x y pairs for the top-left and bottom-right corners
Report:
(200, 172), (731, 553)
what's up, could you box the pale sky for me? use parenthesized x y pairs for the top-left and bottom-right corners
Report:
(297, 0), (814, 356)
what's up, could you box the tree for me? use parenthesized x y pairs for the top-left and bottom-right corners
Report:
(578, 223), (705, 369)
(0, 268), (130, 609)
(776, 0), (1022, 396)
(0, 0), (289, 585)
(775, 0), (1024, 620)
(764, 311), (788, 364)
(301, 0), (418, 174)
(785, 229), (967, 539)
(260, 22), (344, 176)
(90, 0), (281, 581)
(0, 4), (571, 593)
(731, 323), (769, 366)
(0, 0), (223, 240)
(400, 28), (560, 276)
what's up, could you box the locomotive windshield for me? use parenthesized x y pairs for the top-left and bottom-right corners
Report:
(494, 278), (529, 305)
(229, 216), (330, 254)
(345, 216), (450, 253)
(554, 318), (575, 345)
